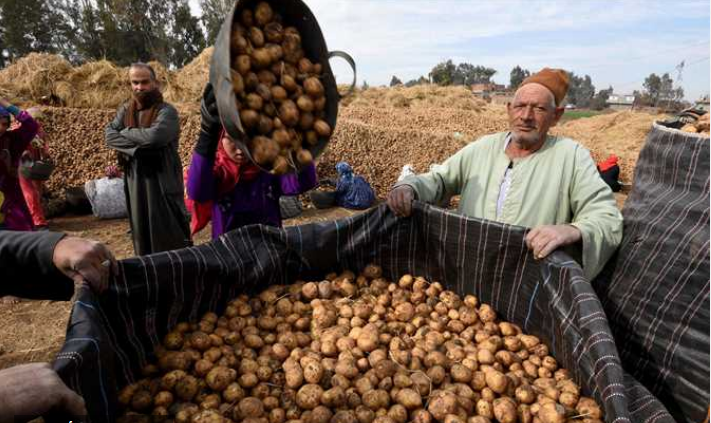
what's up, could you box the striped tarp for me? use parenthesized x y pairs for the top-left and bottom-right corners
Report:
(594, 122), (710, 423)
(54, 202), (674, 423)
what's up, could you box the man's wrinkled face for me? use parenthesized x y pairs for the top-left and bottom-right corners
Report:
(507, 83), (563, 148)
(129, 67), (157, 95)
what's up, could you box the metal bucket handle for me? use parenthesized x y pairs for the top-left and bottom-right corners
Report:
(328, 51), (357, 98)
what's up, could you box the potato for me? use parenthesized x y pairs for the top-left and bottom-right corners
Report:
(394, 303), (415, 322)
(254, 2), (274, 26)
(427, 392), (458, 421)
(576, 397), (602, 420)
(475, 399), (494, 420)
(303, 77), (324, 98)
(492, 397), (517, 423)
(333, 410), (359, 423)
(235, 55), (252, 75)
(163, 331), (185, 350)
(279, 100), (300, 127)
(413, 410), (433, 423)
(251, 136), (279, 165)
(357, 330), (379, 352)
(313, 120), (331, 137)
(296, 384), (324, 409)
(175, 375), (199, 401)
(130, 390), (152, 411)
(239, 397), (266, 419)
(450, 364), (472, 383)
(252, 48), (273, 69)
(388, 404), (408, 423)
(538, 402), (566, 423)
(284, 358), (304, 389)
(395, 388), (422, 410)
(206, 366), (237, 391)
(307, 405), (333, 423)
(296, 149), (313, 166)
(355, 405), (376, 423)
(319, 386), (344, 408)
(265, 22), (283, 43)
(362, 389), (390, 410)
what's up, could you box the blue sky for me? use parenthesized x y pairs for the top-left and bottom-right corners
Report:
(191, 0), (710, 101)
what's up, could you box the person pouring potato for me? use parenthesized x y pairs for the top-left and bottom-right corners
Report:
(185, 84), (317, 239)
(388, 68), (622, 280)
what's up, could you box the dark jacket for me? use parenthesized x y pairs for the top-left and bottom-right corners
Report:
(0, 231), (74, 300)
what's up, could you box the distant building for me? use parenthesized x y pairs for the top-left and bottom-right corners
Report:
(607, 93), (636, 111)
(471, 83), (510, 104)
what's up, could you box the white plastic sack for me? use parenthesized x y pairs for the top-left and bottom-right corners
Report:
(84, 177), (127, 219)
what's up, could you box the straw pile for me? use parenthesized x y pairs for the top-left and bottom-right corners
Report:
(343, 85), (487, 111)
(0, 50), (212, 109)
(552, 110), (663, 183)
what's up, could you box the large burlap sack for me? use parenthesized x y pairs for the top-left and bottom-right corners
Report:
(593, 122), (710, 423)
(52, 202), (675, 423)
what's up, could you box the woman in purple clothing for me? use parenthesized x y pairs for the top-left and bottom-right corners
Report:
(0, 98), (39, 231)
(185, 84), (317, 239)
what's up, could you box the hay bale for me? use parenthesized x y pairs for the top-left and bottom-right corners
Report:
(164, 47), (212, 104)
(0, 53), (73, 104)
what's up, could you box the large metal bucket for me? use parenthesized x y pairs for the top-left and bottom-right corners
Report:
(209, 0), (355, 170)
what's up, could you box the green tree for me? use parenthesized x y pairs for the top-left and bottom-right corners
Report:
(591, 86), (613, 110)
(200, 0), (232, 45)
(643, 73), (662, 105)
(566, 72), (595, 108)
(430, 60), (456, 86)
(0, 0), (69, 60)
(170, 0), (206, 67)
(390, 76), (403, 87)
(509, 65), (530, 90)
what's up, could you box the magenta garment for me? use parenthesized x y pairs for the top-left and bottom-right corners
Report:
(186, 151), (317, 239)
(0, 111), (38, 231)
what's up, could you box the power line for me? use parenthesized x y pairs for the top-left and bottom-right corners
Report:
(612, 55), (709, 91)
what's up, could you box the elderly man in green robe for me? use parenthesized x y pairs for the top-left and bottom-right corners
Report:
(388, 68), (622, 280)
(105, 63), (191, 255)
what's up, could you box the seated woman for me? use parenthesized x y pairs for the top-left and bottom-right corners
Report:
(186, 86), (316, 238)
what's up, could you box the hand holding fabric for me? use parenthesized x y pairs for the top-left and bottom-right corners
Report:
(387, 185), (415, 217)
(525, 224), (582, 260)
(52, 236), (117, 293)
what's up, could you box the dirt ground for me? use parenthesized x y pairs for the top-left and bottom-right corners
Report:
(0, 194), (627, 370)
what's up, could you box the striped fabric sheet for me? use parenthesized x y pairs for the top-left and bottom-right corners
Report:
(55, 201), (674, 423)
(594, 122), (710, 423)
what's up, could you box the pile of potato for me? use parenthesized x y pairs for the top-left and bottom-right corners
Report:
(117, 265), (603, 423)
(680, 112), (710, 136)
(229, 1), (330, 174)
